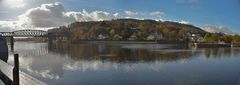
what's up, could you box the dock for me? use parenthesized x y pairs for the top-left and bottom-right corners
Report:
(192, 43), (232, 48)
(0, 54), (47, 85)
(231, 43), (240, 47)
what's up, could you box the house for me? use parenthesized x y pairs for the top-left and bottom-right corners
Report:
(128, 34), (138, 40)
(155, 32), (163, 40)
(97, 34), (109, 40)
(188, 33), (203, 42)
(147, 35), (155, 40)
(146, 32), (163, 40)
(113, 34), (123, 40)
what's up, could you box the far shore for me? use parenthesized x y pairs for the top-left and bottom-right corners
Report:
(14, 40), (240, 48)
(70, 40), (158, 44)
(68, 40), (188, 44)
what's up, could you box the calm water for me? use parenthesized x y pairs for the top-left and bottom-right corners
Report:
(10, 41), (240, 85)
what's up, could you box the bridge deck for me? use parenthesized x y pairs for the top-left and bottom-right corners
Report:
(0, 30), (47, 37)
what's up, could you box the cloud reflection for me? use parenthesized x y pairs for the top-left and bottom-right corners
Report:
(13, 42), (240, 82)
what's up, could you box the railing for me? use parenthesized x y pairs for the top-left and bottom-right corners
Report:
(0, 54), (19, 85)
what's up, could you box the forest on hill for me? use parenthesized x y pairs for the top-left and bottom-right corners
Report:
(48, 19), (207, 41)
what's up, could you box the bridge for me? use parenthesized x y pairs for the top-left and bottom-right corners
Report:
(0, 30), (48, 51)
(1, 29), (71, 51)
(0, 30), (48, 85)
(0, 30), (47, 37)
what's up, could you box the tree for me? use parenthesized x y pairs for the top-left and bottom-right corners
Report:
(72, 27), (85, 40)
(204, 33), (215, 42)
(232, 35), (240, 43)
(109, 28), (116, 37)
(211, 33), (221, 42)
(221, 35), (232, 43)
(49, 19), (206, 41)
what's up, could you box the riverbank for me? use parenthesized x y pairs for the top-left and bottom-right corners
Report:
(191, 43), (236, 48)
(71, 40), (158, 44)
(56, 39), (188, 44)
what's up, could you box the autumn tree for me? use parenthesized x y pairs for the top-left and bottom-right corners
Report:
(232, 35), (240, 43)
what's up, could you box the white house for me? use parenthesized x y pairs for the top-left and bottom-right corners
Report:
(128, 34), (138, 40)
(147, 35), (155, 40)
(97, 34), (109, 40)
(188, 33), (203, 42)
(113, 34), (123, 40)
(147, 32), (163, 40)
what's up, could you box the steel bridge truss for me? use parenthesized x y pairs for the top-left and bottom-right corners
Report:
(0, 30), (47, 37)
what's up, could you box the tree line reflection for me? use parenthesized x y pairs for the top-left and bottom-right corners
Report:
(48, 43), (240, 63)
(14, 42), (240, 82)
(204, 47), (240, 59)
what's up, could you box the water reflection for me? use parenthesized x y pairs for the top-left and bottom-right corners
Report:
(49, 43), (198, 63)
(13, 42), (240, 85)
(204, 48), (240, 59)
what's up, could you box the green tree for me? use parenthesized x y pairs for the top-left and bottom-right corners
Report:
(221, 35), (232, 43)
(203, 33), (211, 42)
(109, 28), (115, 37)
(232, 35), (240, 43)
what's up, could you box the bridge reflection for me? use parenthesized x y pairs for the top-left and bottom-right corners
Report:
(14, 42), (48, 57)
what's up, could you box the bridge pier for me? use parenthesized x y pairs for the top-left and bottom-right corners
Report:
(10, 36), (14, 51)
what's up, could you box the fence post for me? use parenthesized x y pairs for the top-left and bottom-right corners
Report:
(13, 54), (19, 85)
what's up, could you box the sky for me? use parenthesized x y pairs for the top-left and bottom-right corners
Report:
(0, 0), (239, 34)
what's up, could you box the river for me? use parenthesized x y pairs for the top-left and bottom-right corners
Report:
(10, 41), (240, 85)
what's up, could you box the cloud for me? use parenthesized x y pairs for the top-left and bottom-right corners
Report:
(150, 11), (165, 19)
(179, 20), (190, 24)
(166, 20), (191, 25)
(13, 3), (26, 8)
(113, 13), (120, 17)
(4, 0), (26, 8)
(202, 24), (236, 35)
(124, 10), (138, 17)
(0, 21), (22, 32)
(65, 10), (119, 22)
(0, 2), (119, 31)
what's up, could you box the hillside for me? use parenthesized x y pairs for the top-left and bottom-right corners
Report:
(48, 19), (207, 41)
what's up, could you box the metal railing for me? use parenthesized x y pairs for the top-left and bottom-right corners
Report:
(0, 54), (19, 85)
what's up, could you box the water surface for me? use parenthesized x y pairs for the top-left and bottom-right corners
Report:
(10, 41), (240, 85)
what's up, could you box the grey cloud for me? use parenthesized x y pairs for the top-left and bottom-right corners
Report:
(124, 10), (138, 17)
(0, 2), (119, 31)
(150, 11), (165, 19)
(203, 24), (235, 35)
(19, 2), (118, 27)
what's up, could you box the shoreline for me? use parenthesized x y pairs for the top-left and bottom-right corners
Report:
(69, 40), (188, 44)
(71, 40), (158, 44)
(15, 40), (240, 48)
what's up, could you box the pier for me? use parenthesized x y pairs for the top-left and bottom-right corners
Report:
(0, 54), (47, 85)
(192, 43), (232, 48)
